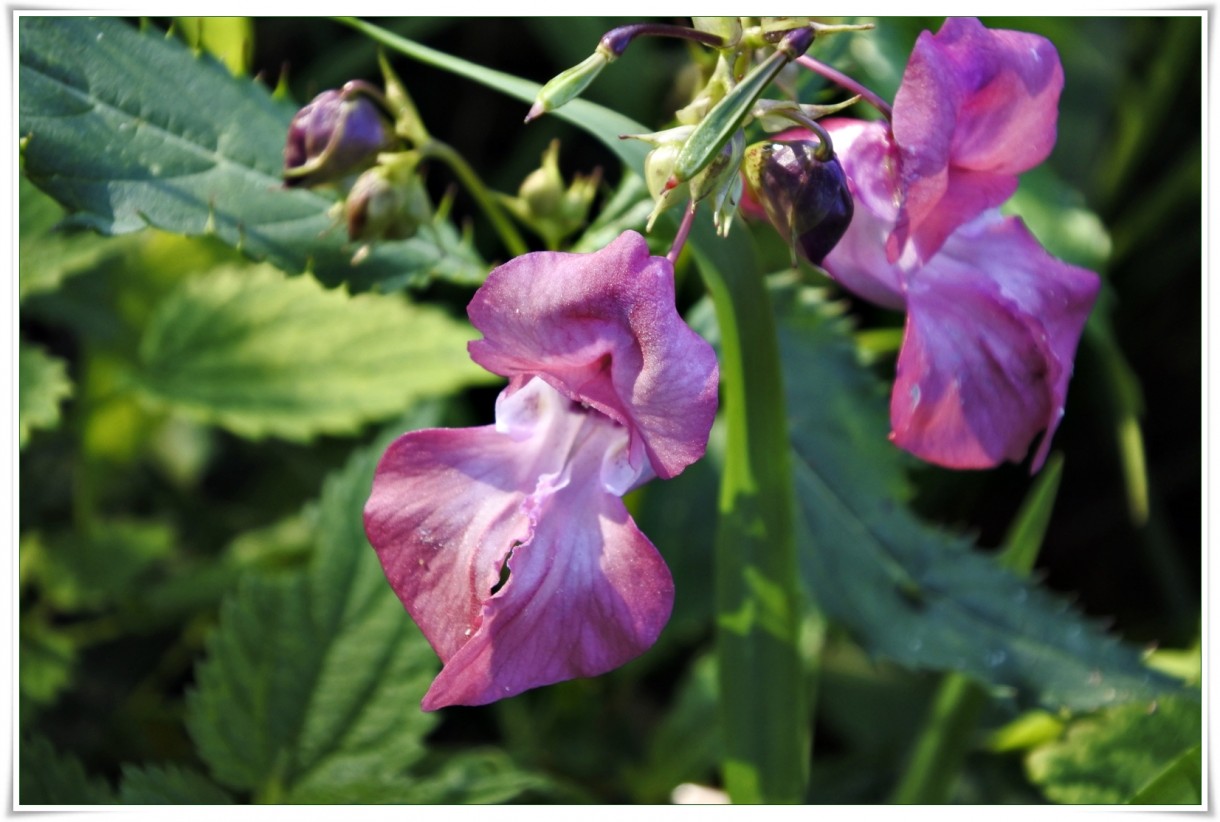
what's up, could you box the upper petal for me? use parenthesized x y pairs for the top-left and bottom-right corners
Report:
(890, 17), (1064, 262)
(467, 230), (718, 479)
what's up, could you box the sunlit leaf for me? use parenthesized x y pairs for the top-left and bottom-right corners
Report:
(19, 340), (72, 448)
(1026, 694), (1201, 804)
(135, 264), (495, 441)
(173, 17), (253, 76)
(19, 16), (485, 292)
(19, 175), (117, 301)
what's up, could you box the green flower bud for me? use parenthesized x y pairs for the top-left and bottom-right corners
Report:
(345, 157), (429, 244)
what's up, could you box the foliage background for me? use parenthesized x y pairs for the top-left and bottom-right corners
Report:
(17, 16), (1202, 804)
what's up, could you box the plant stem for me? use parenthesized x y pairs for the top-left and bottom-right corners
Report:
(890, 673), (988, 803)
(419, 138), (529, 258)
(796, 55), (893, 121)
(690, 224), (808, 804)
(666, 202), (697, 264)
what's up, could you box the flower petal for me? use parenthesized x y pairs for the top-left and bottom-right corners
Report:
(891, 212), (1098, 469)
(467, 230), (718, 479)
(890, 17), (1063, 262)
(420, 391), (673, 709)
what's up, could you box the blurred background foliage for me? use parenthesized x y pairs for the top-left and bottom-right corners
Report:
(17, 16), (1201, 804)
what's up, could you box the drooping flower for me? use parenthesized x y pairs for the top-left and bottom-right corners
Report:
(363, 231), (718, 710)
(886, 16), (1064, 265)
(283, 82), (398, 188)
(822, 118), (1099, 471)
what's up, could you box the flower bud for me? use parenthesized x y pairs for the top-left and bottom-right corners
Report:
(345, 161), (429, 244)
(283, 83), (397, 188)
(503, 140), (602, 248)
(742, 139), (854, 265)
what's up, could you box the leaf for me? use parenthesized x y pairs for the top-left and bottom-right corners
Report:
(135, 263), (495, 441)
(19, 736), (114, 805)
(404, 749), (575, 804)
(19, 175), (118, 301)
(18, 616), (76, 708)
(118, 764), (234, 804)
(29, 519), (174, 612)
(1127, 744), (1203, 805)
(767, 280), (1179, 712)
(1025, 695), (1201, 804)
(18, 16), (485, 292)
(185, 431), (440, 802)
(19, 340), (73, 448)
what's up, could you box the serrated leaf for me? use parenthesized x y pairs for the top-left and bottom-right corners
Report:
(186, 435), (440, 802)
(136, 264), (494, 441)
(766, 280), (1179, 712)
(19, 340), (73, 448)
(118, 764), (234, 804)
(18, 16), (485, 292)
(19, 175), (117, 301)
(405, 749), (577, 804)
(19, 617), (76, 707)
(1026, 695), (1201, 804)
(31, 519), (174, 612)
(19, 736), (114, 805)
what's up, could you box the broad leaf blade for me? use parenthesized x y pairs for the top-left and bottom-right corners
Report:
(19, 736), (114, 805)
(20, 175), (118, 301)
(136, 264), (495, 441)
(770, 281), (1178, 712)
(18, 16), (484, 292)
(186, 433), (440, 801)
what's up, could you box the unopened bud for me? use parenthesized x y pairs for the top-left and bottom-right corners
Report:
(283, 83), (397, 188)
(526, 50), (611, 123)
(742, 140), (853, 265)
(345, 159), (429, 243)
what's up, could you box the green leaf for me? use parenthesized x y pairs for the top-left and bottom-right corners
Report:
(186, 433), (440, 802)
(18, 16), (485, 292)
(1127, 744), (1203, 805)
(768, 280), (1178, 712)
(118, 764), (234, 804)
(1026, 695), (1201, 804)
(29, 519), (174, 612)
(136, 263), (494, 441)
(405, 749), (575, 803)
(20, 175), (118, 301)
(173, 17), (253, 76)
(19, 340), (73, 448)
(19, 736), (114, 805)
(19, 616), (76, 708)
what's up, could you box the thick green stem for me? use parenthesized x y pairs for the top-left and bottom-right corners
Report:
(691, 227), (807, 804)
(418, 140), (529, 259)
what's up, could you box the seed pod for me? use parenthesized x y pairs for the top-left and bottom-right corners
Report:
(742, 139), (854, 265)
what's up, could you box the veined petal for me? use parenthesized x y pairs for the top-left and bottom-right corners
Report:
(890, 17), (1063, 263)
(420, 383), (672, 709)
(892, 212), (1098, 470)
(467, 230), (718, 479)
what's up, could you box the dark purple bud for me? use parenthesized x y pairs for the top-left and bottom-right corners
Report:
(742, 139), (853, 265)
(283, 83), (397, 188)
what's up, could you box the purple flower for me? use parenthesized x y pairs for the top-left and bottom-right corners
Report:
(283, 83), (397, 188)
(823, 118), (1099, 471)
(363, 231), (718, 709)
(887, 17), (1064, 265)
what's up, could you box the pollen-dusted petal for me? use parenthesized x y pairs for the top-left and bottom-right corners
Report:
(890, 17), (1063, 263)
(420, 406), (673, 710)
(467, 230), (718, 480)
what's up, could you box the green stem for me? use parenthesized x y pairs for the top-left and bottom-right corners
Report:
(691, 223), (807, 804)
(419, 138), (529, 258)
(890, 674), (988, 803)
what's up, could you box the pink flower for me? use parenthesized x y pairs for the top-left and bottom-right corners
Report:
(887, 17), (1064, 265)
(823, 118), (1099, 470)
(363, 231), (718, 710)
